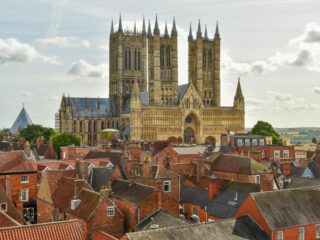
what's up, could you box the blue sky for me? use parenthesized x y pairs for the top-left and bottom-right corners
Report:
(1, 0), (320, 128)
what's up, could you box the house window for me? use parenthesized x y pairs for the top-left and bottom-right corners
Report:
(107, 206), (115, 216)
(20, 175), (29, 183)
(277, 231), (283, 240)
(299, 227), (305, 240)
(21, 189), (29, 202)
(316, 224), (320, 238)
(0, 203), (7, 212)
(255, 175), (260, 184)
(274, 150), (280, 158)
(245, 139), (250, 146)
(237, 139), (243, 147)
(192, 206), (197, 215)
(260, 139), (265, 146)
(163, 180), (171, 192)
(252, 139), (257, 146)
(283, 150), (290, 158)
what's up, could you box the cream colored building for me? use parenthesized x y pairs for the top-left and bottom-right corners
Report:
(59, 16), (245, 145)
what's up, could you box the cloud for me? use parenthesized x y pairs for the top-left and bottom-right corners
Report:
(46, 96), (60, 101)
(267, 90), (319, 111)
(68, 59), (107, 78)
(0, 38), (58, 64)
(20, 91), (31, 97)
(246, 98), (264, 106)
(223, 22), (320, 75)
(37, 36), (90, 48)
(313, 87), (320, 95)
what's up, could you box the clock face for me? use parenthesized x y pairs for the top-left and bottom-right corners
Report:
(185, 115), (192, 124)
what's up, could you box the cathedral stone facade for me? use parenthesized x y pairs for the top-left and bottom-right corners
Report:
(59, 15), (245, 146)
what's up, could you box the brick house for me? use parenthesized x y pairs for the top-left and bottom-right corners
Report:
(125, 160), (181, 201)
(235, 187), (320, 240)
(0, 151), (38, 223)
(111, 179), (179, 231)
(38, 175), (124, 238)
(154, 145), (207, 167)
(221, 133), (295, 164)
(208, 153), (274, 191)
(60, 145), (100, 160)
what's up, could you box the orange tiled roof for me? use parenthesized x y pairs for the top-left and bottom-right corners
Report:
(0, 151), (35, 173)
(92, 230), (119, 240)
(0, 220), (84, 240)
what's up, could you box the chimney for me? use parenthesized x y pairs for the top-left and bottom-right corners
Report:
(100, 188), (112, 199)
(208, 181), (218, 200)
(282, 163), (291, 176)
(75, 159), (87, 179)
(24, 141), (31, 158)
(73, 179), (85, 198)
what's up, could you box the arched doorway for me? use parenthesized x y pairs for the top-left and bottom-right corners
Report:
(184, 127), (195, 144)
(183, 113), (200, 144)
(205, 136), (216, 148)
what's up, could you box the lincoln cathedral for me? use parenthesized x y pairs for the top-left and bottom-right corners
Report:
(59, 15), (245, 145)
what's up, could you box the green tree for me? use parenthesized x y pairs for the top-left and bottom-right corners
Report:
(0, 128), (10, 140)
(250, 120), (282, 144)
(18, 125), (56, 143)
(52, 132), (81, 158)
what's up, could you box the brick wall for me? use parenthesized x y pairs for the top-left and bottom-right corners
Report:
(37, 198), (54, 223)
(272, 224), (319, 240)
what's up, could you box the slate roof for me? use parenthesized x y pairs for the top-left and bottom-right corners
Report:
(251, 187), (320, 230)
(307, 161), (320, 178)
(67, 97), (116, 118)
(285, 176), (320, 189)
(124, 216), (270, 240)
(172, 145), (207, 155)
(0, 220), (84, 240)
(178, 84), (188, 102)
(136, 209), (190, 231)
(211, 154), (268, 175)
(111, 179), (155, 204)
(180, 185), (209, 208)
(84, 150), (121, 166)
(10, 107), (33, 134)
(89, 167), (113, 192)
(206, 191), (248, 219)
(0, 151), (35, 173)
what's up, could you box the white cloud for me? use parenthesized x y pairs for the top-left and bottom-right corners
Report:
(313, 87), (320, 95)
(37, 36), (90, 48)
(222, 22), (320, 75)
(68, 59), (107, 78)
(20, 91), (31, 97)
(0, 38), (58, 64)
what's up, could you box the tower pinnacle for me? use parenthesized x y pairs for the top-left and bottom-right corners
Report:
(204, 24), (208, 40)
(142, 15), (146, 35)
(171, 17), (177, 36)
(214, 21), (220, 39)
(197, 19), (202, 38)
(164, 21), (169, 37)
(147, 19), (152, 36)
(118, 14), (123, 33)
(188, 22), (193, 41)
(110, 19), (114, 34)
(153, 14), (160, 35)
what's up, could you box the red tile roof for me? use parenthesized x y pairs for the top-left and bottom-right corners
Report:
(0, 151), (35, 173)
(0, 211), (21, 228)
(0, 220), (84, 240)
(92, 230), (119, 240)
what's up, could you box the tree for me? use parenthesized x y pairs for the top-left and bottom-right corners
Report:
(312, 137), (318, 144)
(0, 128), (10, 140)
(250, 120), (282, 144)
(18, 125), (56, 143)
(52, 132), (81, 159)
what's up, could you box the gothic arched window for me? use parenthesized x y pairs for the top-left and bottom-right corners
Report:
(208, 50), (213, 68)
(203, 49), (207, 68)
(160, 45), (165, 67)
(166, 46), (171, 67)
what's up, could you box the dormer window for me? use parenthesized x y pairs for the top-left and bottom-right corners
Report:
(252, 139), (257, 146)
(0, 203), (7, 212)
(70, 199), (81, 210)
(237, 139), (243, 147)
(107, 206), (115, 216)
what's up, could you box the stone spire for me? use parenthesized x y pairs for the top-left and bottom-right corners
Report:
(153, 14), (160, 35)
(110, 18), (114, 34)
(188, 22), (193, 41)
(197, 19), (202, 38)
(204, 24), (208, 40)
(118, 14), (123, 33)
(214, 21), (220, 39)
(164, 21), (169, 37)
(142, 16), (146, 35)
(235, 77), (244, 99)
(147, 19), (152, 37)
(134, 19), (137, 34)
(171, 17), (177, 37)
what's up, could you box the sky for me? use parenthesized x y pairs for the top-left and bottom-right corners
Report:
(1, 0), (320, 129)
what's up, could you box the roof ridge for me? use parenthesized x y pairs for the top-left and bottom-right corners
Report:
(251, 185), (320, 197)
(0, 219), (78, 230)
